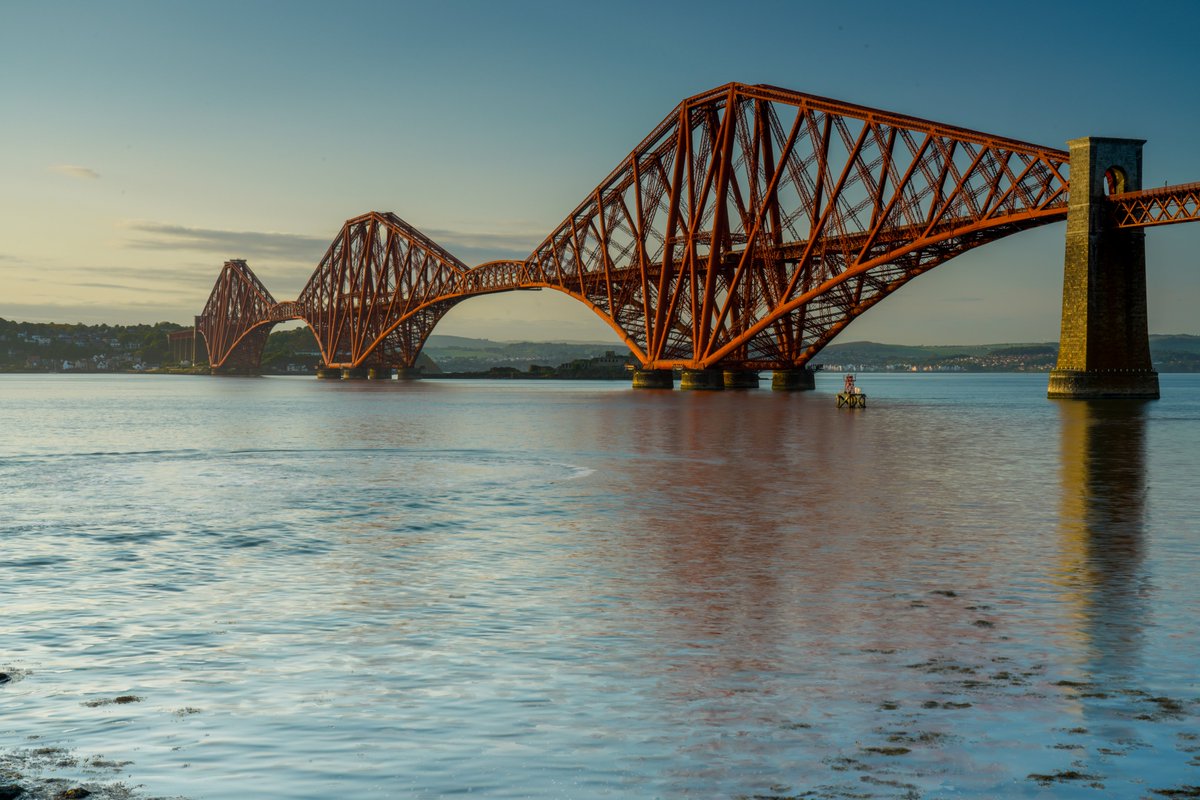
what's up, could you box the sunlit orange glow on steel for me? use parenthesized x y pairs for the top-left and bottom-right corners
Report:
(200, 82), (1169, 372)
(1109, 182), (1200, 228)
(196, 259), (278, 372)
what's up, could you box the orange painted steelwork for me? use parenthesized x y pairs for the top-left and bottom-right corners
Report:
(199, 82), (1081, 372)
(1109, 181), (1200, 228)
(294, 211), (481, 369)
(196, 259), (277, 373)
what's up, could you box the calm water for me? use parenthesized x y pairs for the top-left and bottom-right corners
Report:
(2, 372), (1199, 799)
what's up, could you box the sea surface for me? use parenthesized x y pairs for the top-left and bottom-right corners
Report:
(2, 372), (1198, 799)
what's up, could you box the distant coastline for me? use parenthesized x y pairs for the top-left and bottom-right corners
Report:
(4, 317), (1200, 374)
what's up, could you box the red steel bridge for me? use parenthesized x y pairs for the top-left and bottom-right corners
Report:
(195, 83), (1199, 396)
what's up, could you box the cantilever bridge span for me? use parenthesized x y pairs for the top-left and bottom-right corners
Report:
(195, 83), (1200, 395)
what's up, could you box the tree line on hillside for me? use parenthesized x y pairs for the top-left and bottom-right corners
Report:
(818, 336), (1200, 372)
(0, 318), (185, 371)
(4, 318), (1199, 373)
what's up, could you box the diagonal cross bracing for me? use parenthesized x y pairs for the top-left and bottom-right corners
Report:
(197, 82), (1145, 372)
(1109, 181), (1200, 228)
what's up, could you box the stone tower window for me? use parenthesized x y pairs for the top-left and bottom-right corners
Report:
(1104, 166), (1127, 196)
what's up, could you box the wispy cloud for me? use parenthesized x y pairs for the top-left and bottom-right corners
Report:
(422, 227), (541, 261)
(386, 225), (542, 266)
(73, 280), (201, 297)
(72, 264), (233, 289)
(120, 219), (543, 267)
(0, 299), (202, 325)
(122, 221), (329, 262)
(46, 260), (315, 303)
(51, 164), (101, 180)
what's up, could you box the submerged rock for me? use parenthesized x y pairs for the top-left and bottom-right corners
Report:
(81, 696), (142, 708)
(863, 745), (911, 756)
(1150, 787), (1200, 798)
(1028, 769), (1100, 785)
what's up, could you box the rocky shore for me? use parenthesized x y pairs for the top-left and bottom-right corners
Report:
(0, 671), (184, 800)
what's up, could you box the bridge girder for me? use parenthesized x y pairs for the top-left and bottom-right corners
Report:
(196, 259), (278, 373)
(522, 83), (1070, 369)
(199, 82), (1081, 373)
(1109, 181), (1200, 228)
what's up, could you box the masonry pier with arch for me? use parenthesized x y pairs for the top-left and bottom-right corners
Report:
(1047, 137), (1159, 399)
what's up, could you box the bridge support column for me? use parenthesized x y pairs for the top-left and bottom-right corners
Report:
(316, 367), (341, 380)
(679, 369), (724, 391)
(367, 367), (392, 380)
(771, 368), (816, 391)
(341, 367), (371, 380)
(722, 369), (760, 389)
(395, 367), (423, 381)
(631, 368), (674, 389)
(1048, 137), (1158, 400)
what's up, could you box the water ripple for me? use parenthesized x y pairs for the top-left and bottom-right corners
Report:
(1, 374), (1198, 799)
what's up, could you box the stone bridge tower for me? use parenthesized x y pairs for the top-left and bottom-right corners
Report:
(1048, 137), (1159, 399)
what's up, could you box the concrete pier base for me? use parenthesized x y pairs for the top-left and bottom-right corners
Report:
(395, 367), (423, 381)
(367, 367), (392, 380)
(771, 368), (816, 391)
(315, 367), (341, 380)
(341, 367), (371, 380)
(631, 368), (674, 390)
(1047, 369), (1159, 400)
(722, 370), (760, 389)
(679, 369), (724, 391)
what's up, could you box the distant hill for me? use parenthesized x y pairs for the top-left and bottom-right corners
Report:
(417, 333), (1200, 373)
(399, 333), (1200, 373)
(0, 317), (185, 371)
(815, 340), (1059, 371)
(814, 335), (1200, 372)
(1149, 334), (1200, 371)
(1151, 333), (1200, 352)
(422, 335), (622, 372)
(4, 317), (1199, 373)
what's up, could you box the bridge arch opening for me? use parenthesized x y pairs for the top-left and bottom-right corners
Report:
(1104, 166), (1128, 196)
(432, 289), (626, 348)
(260, 319), (324, 372)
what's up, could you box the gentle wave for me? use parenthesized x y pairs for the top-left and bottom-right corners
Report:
(1, 373), (1198, 800)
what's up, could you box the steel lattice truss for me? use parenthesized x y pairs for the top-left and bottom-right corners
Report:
(196, 259), (277, 372)
(520, 84), (1071, 368)
(293, 211), (483, 367)
(199, 83), (1080, 372)
(1110, 181), (1200, 228)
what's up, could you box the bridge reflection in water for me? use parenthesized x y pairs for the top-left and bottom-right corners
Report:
(1055, 399), (1148, 679)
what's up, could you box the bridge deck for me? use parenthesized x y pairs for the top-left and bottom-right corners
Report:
(1109, 181), (1200, 228)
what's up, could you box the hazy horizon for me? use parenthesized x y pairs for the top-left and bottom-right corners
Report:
(4, 313), (1199, 352)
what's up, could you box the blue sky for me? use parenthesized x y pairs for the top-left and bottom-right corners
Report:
(2, 0), (1198, 344)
